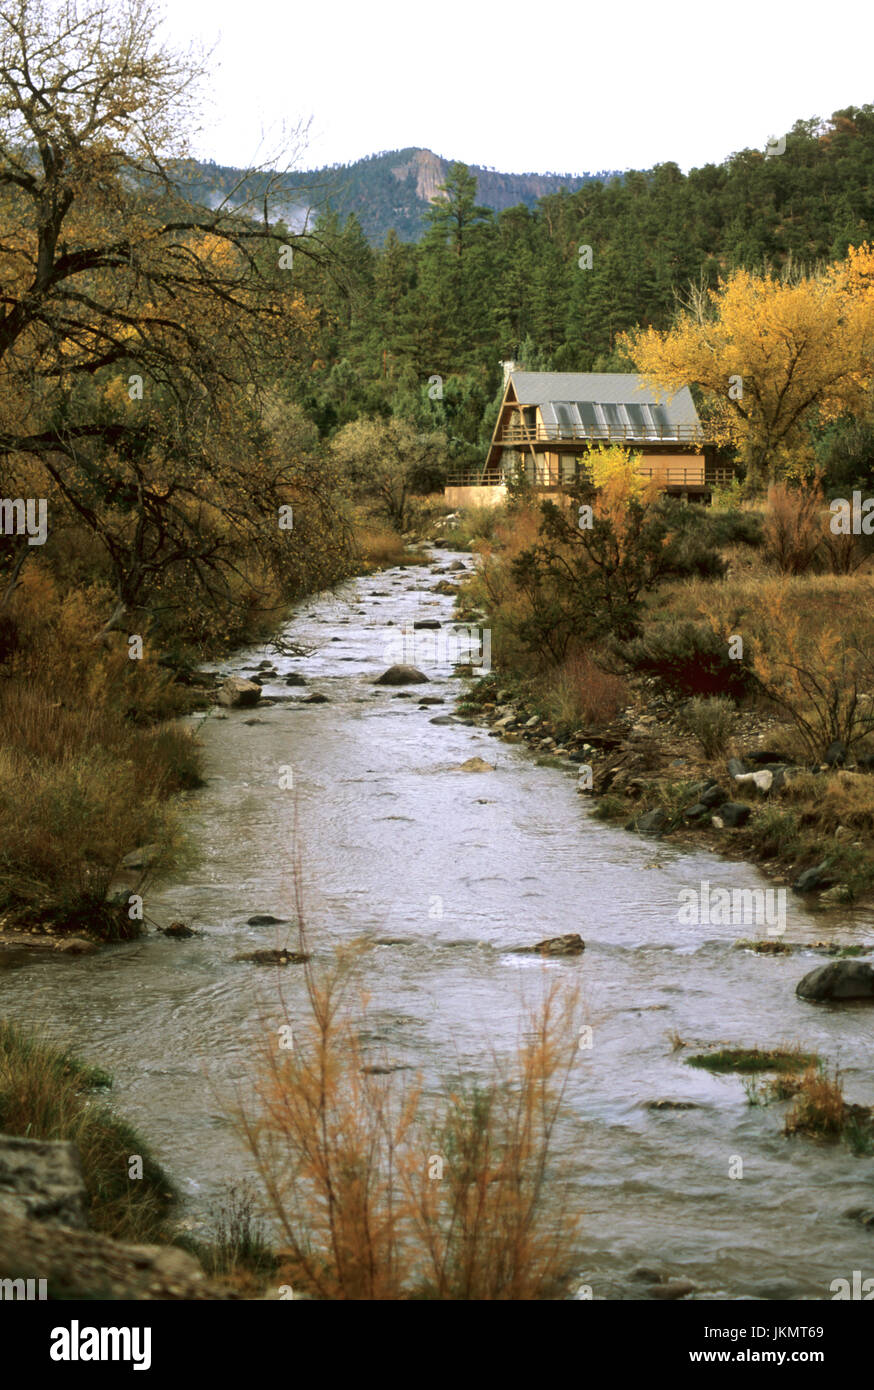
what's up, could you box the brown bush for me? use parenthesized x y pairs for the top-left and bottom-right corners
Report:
(761, 480), (822, 575)
(232, 864), (583, 1300)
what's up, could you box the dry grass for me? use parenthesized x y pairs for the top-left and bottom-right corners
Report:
(231, 860), (583, 1300)
(0, 1020), (176, 1241)
(783, 1065), (846, 1139)
(761, 482), (822, 575)
(539, 649), (629, 731)
(0, 574), (198, 930)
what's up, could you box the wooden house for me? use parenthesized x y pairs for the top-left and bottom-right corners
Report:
(445, 367), (734, 507)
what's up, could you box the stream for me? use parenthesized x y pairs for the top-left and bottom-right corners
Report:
(3, 547), (873, 1299)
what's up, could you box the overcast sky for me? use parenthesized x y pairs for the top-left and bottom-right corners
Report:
(163, 0), (874, 176)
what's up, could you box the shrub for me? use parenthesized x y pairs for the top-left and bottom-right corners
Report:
(540, 651), (629, 731)
(761, 481), (822, 575)
(233, 881), (583, 1301)
(678, 695), (738, 757)
(618, 620), (750, 699)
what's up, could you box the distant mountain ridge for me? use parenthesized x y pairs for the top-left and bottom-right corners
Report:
(182, 146), (621, 243)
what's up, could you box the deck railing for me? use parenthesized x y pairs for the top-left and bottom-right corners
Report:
(446, 463), (737, 490)
(498, 422), (707, 445)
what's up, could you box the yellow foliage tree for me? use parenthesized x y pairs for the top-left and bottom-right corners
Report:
(621, 248), (874, 486)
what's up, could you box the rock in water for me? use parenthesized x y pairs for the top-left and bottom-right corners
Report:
(793, 860), (832, 893)
(513, 934), (585, 957)
(456, 757), (493, 772)
(796, 960), (874, 1000)
(217, 676), (262, 709)
(232, 949), (310, 966)
(374, 665), (429, 686)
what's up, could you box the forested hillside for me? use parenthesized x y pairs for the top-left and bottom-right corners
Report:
(182, 146), (619, 244)
(283, 108), (874, 479)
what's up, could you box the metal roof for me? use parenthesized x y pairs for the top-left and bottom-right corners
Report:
(509, 372), (699, 424)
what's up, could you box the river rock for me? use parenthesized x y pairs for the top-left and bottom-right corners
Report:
(449, 561), (466, 571)
(699, 783), (729, 808)
(217, 676), (261, 709)
(374, 665), (429, 686)
(53, 937), (98, 955)
(734, 769), (773, 794)
(232, 949), (310, 966)
(304, 692), (329, 703)
(648, 1279), (696, 1300)
(746, 749), (788, 765)
(413, 619), (441, 629)
(284, 673), (307, 686)
(629, 809), (667, 836)
(712, 802), (751, 828)
(513, 934), (585, 957)
(727, 757), (748, 779)
(0, 1136), (88, 1229)
(246, 914), (288, 926)
(456, 757), (493, 772)
(429, 716), (457, 726)
(159, 922), (197, 939)
(796, 960), (874, 1000)
(793, 860), (832, 893)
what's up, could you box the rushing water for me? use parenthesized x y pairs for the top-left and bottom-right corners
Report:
(3, 549), (873, 1299)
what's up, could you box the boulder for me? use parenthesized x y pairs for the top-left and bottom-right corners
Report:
(0, 1137), (88, 1229)
(727, 757), (749, 779)
(374, 665), (429, 686)
(158, 922), (197, 939)
(630, 809), (667, 836)
(456, 757), (493, 772)
(733, 769), (773, 794)
(513, 934), (585, 957)
(246, 914), (288, 926)
(413, 619), (441, 629)
(712, 801), (751, 828)
(683, 802), (711, 822)
(796, 960), (874, 1001)
(792, 860), (832, 894)
(284, 673), (307, 686)
(217, 676), (261, 709)
(699, 783), (729, 808)
(304, 692), (329, 704)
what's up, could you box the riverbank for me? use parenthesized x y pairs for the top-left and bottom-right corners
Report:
(454, 671), (874, 921)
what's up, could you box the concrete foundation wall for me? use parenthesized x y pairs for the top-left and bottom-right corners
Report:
(444, 485), (508, 509)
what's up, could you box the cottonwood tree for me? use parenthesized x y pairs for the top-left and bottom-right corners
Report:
(622, 249), (874, 487)
(0, 0), (336, 635)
